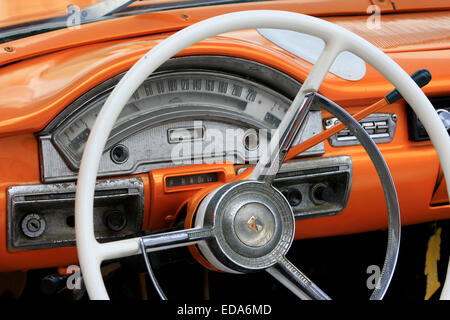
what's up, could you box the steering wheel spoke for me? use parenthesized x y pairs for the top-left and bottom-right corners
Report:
(140, 227), (213, 252)
(98, 227), (214, 261)
(250, 42), (343, 183)
(250, 91), (316, 183)
(267, 256), (331, 300)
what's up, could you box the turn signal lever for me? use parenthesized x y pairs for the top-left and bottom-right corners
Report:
(385, 69), (432, 104)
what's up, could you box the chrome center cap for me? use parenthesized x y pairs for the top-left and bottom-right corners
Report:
(234, 203), (275, 247)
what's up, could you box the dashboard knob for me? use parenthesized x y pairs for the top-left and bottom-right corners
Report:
(110, 144), (129, 164)
(311, 183), (336, 204)
(287, 188), (302, 207)
(104, 210), (127, 232)
(281, 188), (302, 207)
(21, 213), (46, 238)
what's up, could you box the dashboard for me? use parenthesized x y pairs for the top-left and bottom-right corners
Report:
(0, 5), (450, 275)
(12, 56), (352, 252)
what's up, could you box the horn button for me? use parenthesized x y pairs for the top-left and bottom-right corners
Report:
(195, 181), (295, 272)
(234, 203), (275, 247)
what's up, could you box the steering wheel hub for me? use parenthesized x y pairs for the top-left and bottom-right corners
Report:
(195, 180), (295, 272)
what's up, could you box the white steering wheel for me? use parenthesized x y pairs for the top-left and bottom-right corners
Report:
(75, 10), (450, 300)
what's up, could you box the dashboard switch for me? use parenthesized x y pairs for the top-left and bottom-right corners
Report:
(21, 213), (46, 238)
(311, 183), (336, 204)
(287, 188), (303, 207)
(324, 113), (396, 146)
(281, 188), (303, 207)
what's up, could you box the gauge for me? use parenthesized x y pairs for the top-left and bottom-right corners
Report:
(52, 71), (292, 167)
(39, 59), (326, 182)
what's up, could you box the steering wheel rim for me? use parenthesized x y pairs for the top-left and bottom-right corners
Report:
(75, 10), (450, 300)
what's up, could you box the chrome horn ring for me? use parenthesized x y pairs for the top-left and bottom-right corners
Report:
(195, 180), (295, 273)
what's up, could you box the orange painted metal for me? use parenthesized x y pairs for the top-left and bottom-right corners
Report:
(3, 1), (450, 68)
(328, 11), (450, 53)
(0, 1), (376, 67)
(147, 163), (236, 231)
(0, 4), (449, 271)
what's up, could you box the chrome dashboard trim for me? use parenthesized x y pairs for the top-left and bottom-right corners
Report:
(7, 177), (144, 250)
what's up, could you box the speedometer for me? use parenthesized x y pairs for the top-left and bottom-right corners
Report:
(54, 71), (292, 165)
(39, 57), (324, 182)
